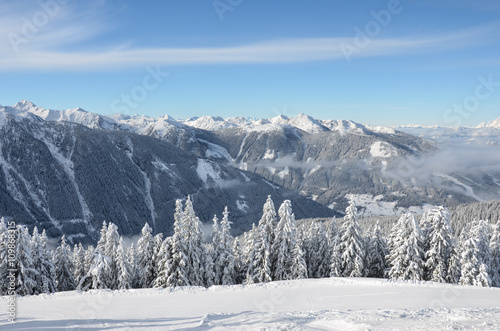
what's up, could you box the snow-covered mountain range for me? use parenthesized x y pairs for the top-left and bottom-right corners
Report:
(1, 101), (499, 242)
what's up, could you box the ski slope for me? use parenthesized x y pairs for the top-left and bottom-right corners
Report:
(2, 277), (500, 330)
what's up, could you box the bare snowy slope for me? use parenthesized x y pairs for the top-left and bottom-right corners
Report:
(2, 277), (499, 330)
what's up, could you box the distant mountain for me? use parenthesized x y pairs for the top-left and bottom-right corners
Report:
(477, 117), (500, 130)
(0, 104), (338, 243)
(2, 101), (499, 236)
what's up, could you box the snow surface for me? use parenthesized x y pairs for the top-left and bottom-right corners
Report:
(346, 193), (434, 217)
(2, 277), (500, 330)
(370, 141), (398, 158)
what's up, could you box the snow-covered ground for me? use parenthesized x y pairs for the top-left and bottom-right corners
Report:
(2, 277), (500, 330)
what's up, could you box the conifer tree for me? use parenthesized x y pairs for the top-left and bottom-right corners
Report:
(183, 196), (205, 286)
(387, 214), (425, 281)
(339, 201), (365, 277)
(166, 199), (190, 287)
(303, 222), (330, 278)
(72, 243), (86, 287)
(154, 237), (172, 288)
(54, 235), (76, 292)
(246, 226), (272, 284)
(32, 228), (57, 294)
(116, 237), (133, 289)
(271, 200), (306, 280)
(366, 221), (389, 278)
(258, 195), (277, 277)
(490, 221), (500, 287)
(15, 226), (38, 296)
(425, 207), (459, 283)
(136, 223), (155, 288)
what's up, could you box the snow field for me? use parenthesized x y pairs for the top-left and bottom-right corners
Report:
(2, 277), (500, 330)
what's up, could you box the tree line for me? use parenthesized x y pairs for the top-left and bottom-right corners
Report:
(1, 195), (499, 296)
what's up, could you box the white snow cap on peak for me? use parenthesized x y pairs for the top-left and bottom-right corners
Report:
(14, 100), (38, 110)
(477, 116), (500, 129)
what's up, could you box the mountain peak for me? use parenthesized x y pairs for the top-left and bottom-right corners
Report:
(477, 117), (500, 129)
(14, 100), (38, 110)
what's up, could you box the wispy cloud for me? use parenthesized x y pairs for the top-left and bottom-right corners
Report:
(1, 2), (498, 71)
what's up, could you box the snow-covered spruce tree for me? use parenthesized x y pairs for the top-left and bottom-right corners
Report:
(78, 249), (110, 291)
(329, 219), (342, 278)
(154, 237), (172, 288)
(258, 195), (277, 278)
(232, 237), (246, 285)
(211, 215), (222, 285)
(424, 207), (459, 283)
(387, 213), (425, 281)
(203, 243), (215, 287)
(183, 196), (206, 287)
(15, 225), (38, 296)
(459, 220), (493, 287)
(218, 207), (236, 285)
(136, 223), (155, 288)
(338, 201), (365, 277)
(53, 235), (76, 292)
(303, 222), (330, 278)
(459, 231), (490, 287)
(116, 236), (133, 290)
(490, 221), (500, 287)
(128, 243), (140, 289)
(474, 219), (493, 284)
(365, 221), (389, 278)
(83, 245), (95, 277)
(271, 200), (307, 280)
(246, 225), (272, 284)
(31, 228), (57, 294)
(165, 199), (190, 287)
(104, 223), (121, 289)
(96, 221), (108, 253)
(72, 243), (86, 286)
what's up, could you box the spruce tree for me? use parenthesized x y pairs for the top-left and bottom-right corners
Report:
(490, 221), (500, 287)
(54, 235), (76, 292)
(339, 201), (365, 277)
(271, 200), (306, 280)
(15, 226), (38, 296)
(246, 226), (272, 284)
(166, 199), (190, 287)
(366, 221), (389, 278)
(116, 237), (133, 289)
(183, 196), (205, 286)
(258, 195), (277, 277)
(387, 214), (425, 281)
(154, 237), (172, 288)
(32, 228), (57, 294)
(425, 207), (459, 283)
(136, 223), (155, 288)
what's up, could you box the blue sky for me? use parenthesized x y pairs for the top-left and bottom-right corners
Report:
(0, 0), (499, 126)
